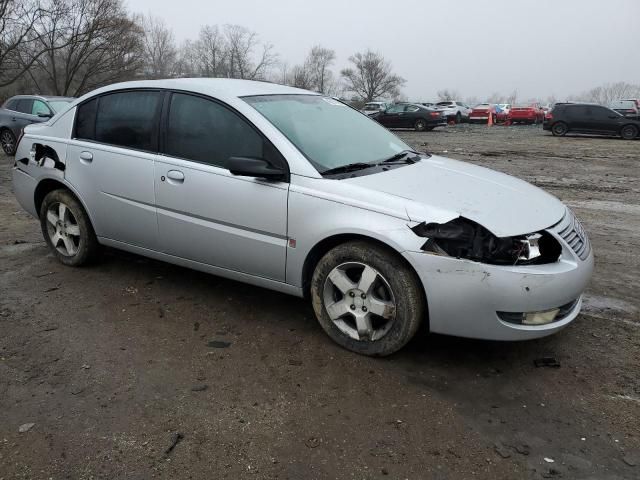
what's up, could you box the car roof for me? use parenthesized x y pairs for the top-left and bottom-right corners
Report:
(8, 94), (75, 101)
(78, 78), (316, 103)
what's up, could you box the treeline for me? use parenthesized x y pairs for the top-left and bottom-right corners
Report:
(0, 0), (404, 102)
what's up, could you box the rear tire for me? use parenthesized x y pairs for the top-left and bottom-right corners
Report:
(39, 189), (100, 266)
(620, 124), (638, 140)
(0, 129), (16, 156)
(551, 122), (568, 136)
(310, 241), (425, 356)
(414, 119), (427, 132)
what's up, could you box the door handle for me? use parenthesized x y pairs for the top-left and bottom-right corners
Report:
(166, 170), (184, 184)
(79, 151), (93, 164)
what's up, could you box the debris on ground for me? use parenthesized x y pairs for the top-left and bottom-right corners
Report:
(191, 384), (208, 392)
(208, 340), (231, 348)
(493, 442), (511, 459)
(18, 423), (35, 433)
(534, 357), (561, 368)
(164, 432), (184, 455)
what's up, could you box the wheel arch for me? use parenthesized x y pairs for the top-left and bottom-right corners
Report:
(34, 178), (97, 230)
(301, 233), (427, 302)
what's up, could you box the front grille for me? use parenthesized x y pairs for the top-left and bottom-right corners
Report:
(555, 210), (591, 260)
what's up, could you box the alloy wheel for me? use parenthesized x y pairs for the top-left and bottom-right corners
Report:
(322, 262), (396, 342)
(1, 130), (15, 155)
(45, 202), (81, 256)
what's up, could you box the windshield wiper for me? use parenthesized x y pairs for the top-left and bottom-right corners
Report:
(321, 162), (377, 176)
(381, 150), (421, 164)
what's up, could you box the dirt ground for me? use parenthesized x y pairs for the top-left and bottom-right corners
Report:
(1, 124), (638, 480)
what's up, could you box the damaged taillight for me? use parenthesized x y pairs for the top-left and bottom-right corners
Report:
(411, 217), (561, 265)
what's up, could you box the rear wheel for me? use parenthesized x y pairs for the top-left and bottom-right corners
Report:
(414, 119), (427, 132)
(39, 189), (100, 266)
(551, 122), (568, 136)
(310, 241), (425, 356)
(620, 124), (638, 140)
(0, 129), (16, 156)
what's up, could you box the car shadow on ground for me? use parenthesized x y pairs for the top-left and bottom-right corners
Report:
(101, 246), (561, 370)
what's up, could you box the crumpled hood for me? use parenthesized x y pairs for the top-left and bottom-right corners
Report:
(344, 155), (566, 237)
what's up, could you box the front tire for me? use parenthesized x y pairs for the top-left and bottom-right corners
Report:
(620, 124), (638, 140)
(551, 122), (568, 136)
(310, 241), (425, 356)
(39, 189), (100, 266)
(1, 129), (16, 156)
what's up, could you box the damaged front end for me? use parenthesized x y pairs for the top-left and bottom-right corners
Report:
(411, 217), (561, 265)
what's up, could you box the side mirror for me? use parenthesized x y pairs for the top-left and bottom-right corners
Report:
(227, 156), (286, 181)
(37, 112), (53, 118)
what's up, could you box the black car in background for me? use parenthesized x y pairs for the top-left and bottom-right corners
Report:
(370, 103), (447, 131)
(543, 103), (640, 140)
(0, 95), (74, 155)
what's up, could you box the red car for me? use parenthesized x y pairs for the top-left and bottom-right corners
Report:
(468, 103), (498, 124)
(508, 103), (544, 124)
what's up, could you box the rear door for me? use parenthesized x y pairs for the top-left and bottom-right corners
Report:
(154, 92), (289, 281)
(8, 98), (36, 135)
(66, 90), (162, 250)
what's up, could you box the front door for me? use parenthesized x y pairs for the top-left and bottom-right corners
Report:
(154, 92), (289, 281)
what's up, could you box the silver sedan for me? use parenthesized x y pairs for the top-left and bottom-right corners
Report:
(11, 79), (593, 356)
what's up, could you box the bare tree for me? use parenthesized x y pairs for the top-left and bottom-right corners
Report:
(224, 24), (276, 80)
(191, 25), (227, 77)
(290, 63), (314, 90)
(141, 14), (177, 79)
(307, 45), (335, 94)
(0, 0), (48, 87)
(576, 82), (640, 105)
(436, 89), (461, 101)
(24, 0), (144, 97)
(340, 50), (405, 102)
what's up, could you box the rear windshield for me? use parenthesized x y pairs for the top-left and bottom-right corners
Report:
(610, 101), (635, 109)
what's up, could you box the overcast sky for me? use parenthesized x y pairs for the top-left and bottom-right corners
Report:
(125, 0), (639, 101)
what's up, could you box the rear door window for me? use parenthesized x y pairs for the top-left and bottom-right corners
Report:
(165, 93), (266, 169)
(75, 98), (98, 140)
(15, 99), (34, 114)
(4, 99), (18, 111)
(94, 91), (162, 151)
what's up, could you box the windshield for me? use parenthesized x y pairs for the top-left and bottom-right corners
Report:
(48, 100), (72, 113)
(243, 95), (413, 173)
(436, 102), (454, 107)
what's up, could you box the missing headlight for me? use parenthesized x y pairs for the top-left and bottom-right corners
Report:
(411, 217), (561, 265)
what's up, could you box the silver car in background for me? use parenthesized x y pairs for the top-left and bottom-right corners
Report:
(11, 79), (593, 356)
(434, 101), (472, 123)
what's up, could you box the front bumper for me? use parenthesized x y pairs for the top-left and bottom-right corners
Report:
(402, 219), (594, 341)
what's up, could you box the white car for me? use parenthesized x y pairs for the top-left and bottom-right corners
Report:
(435, 101), (473, 123)
(11, 79), (594, 356)
(361, 101), (388, 116)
